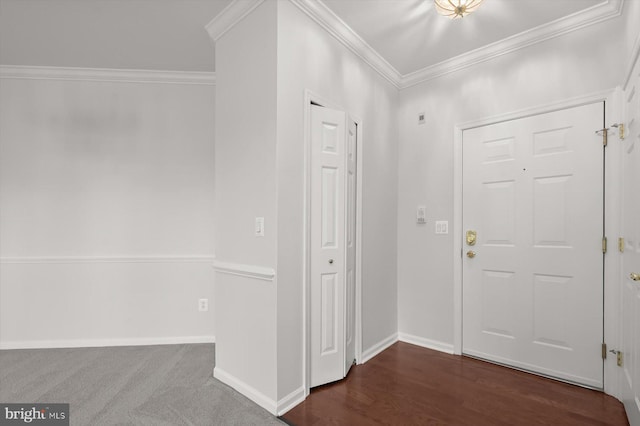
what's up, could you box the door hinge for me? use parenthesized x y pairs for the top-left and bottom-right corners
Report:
(609, 349), (624, 367)
(612, 123), (625, 140)
(602, 237), (607, 254)
(619, 237), (625, 253)
(602, 343), (607, 359)
(595, 128), (609, 146)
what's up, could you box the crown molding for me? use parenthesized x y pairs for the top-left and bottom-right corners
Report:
(400, 0), (624, 89)
(205, 0), (265, 42)
(288, 0), (623, 90)
(0, 65), (216, 85)
(202, 0), (623, 90)
(288, 0), (401, 88)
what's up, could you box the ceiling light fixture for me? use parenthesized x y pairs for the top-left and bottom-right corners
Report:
(434, 0), (484, 19)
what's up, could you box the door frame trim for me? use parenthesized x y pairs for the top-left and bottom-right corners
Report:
(302, 89), (364, 397)
(452, 88), (623, 398)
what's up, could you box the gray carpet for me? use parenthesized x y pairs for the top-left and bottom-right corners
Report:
(0, 344), (285, 426)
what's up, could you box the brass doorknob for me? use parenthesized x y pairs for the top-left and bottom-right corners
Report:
(466, 251), (476, 259)
(631, 272), (640, 282)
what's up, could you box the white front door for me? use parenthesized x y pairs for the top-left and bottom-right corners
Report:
(310, 104), (349, 387)
(621, 67), (640, 424)
(462, 102), (604, 388)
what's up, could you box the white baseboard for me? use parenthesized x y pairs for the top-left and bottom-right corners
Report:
(360, 332), (398, 364)
(398, 332), (454, 354)
(0, 335), (215, 350)
(213, 366), (277, 415)
(276, 386), (306, 416)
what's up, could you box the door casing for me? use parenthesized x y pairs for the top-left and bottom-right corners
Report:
(303, 89), (363, 397)
(620, 60), (640, 424)
(453, 89), (623, 399)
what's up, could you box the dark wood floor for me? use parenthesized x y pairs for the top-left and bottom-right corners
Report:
(281, 342), (628, 426)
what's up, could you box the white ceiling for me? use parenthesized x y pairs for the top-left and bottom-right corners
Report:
(322, 0), (605, 75)
(0, 0), (611, 74)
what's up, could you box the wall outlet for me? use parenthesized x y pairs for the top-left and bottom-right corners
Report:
(198, 298), (208, 312)
(435, 221), (449, 234)
(418, 112), (426, 124)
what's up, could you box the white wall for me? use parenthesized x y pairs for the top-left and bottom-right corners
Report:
(275, 1), (399, 400)
(212, 0), (279, 405)
(397, 17), (627, 348)
(0, 73), (216, 348)
(212, 0), (399, 410)
(624, 0), (640, 67)
(212, 0), (634, 413)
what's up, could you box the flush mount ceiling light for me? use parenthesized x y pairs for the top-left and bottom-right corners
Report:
(434, 0), (484, 19)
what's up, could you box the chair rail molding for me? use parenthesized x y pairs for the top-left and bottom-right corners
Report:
(0, 255), (215, 264)
(212, 260), (276, 281)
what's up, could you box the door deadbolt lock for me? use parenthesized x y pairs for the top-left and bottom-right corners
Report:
(466, 230), (477, 246)
(466, 250), (476, 259)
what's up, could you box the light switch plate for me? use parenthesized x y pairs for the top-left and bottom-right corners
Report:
(416, 206), (426, 224)
(255, 217), (265, 237)
(435, 221), (449, 234)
